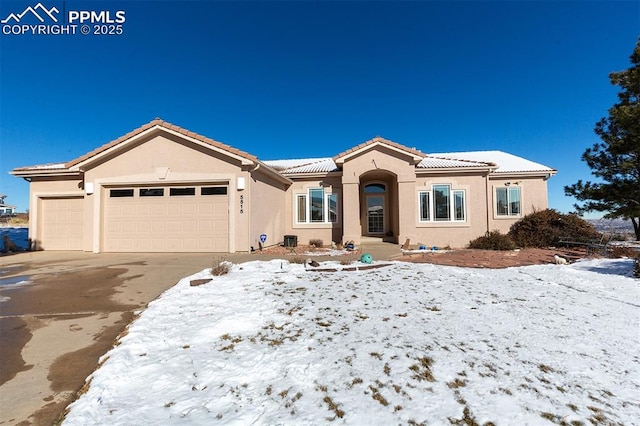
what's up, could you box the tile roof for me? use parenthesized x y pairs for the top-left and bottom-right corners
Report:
(417, 156), (493, 169)
(263, 157), (338, 174)
(11, 120), (554, 179)
(431, 151), (555, 173)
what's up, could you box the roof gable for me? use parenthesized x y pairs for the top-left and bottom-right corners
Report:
(67, 118), (257, 170)
(333, 136), (425, 165)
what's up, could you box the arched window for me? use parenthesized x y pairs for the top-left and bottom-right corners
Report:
(364, 183), (386, 193)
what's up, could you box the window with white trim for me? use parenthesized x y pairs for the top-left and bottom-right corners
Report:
(496, 186), (521, 216)
(296, 188), (338, 224)
(419, 185), (466, 222)
(419, 191), (430, 221)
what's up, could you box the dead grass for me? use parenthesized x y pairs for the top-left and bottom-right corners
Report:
(322, 395), (345, 419)
(447, 378), (467, 389)
(211, 261), (231, 276)
(448, 406), (496, 426)
(219, 334), (243, 351)
(538, 364), (555, 374)
(368, 385), (389, 406)
(409, 356), (436, 382)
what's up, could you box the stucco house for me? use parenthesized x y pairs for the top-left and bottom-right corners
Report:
(11, 119), (556, 252)
(0, 204), (16, 216)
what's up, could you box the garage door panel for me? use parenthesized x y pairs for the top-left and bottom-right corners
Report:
(198, 220), (214, 232)
(181, 203), (197, 215)
(40, 197), (83, 250)
(198, 203), (213, 215)
(182, 221), (197, 233)
(104, 186), (229, 252)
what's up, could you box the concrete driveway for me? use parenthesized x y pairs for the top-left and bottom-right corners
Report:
(0, 252), (222, 426)
(0, 245), (400, 425)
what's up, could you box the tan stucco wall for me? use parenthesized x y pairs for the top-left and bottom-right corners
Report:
(248, 169), (288, 250)
(86, 134), (244, 178)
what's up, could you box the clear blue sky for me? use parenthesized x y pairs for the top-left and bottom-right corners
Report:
(1, 0), (638, 216)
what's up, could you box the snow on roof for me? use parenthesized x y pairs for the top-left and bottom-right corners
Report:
(417, 156), (491, 169)
(430, 150), (555, 173)
(266, 151), (553, 175)
(263, 157), (338, 174)
(14, 162), (67, 171)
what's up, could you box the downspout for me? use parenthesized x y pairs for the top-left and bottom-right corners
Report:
(485, 172), (491, 235)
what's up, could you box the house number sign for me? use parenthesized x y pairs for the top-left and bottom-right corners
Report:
(240, 194), (244, 214)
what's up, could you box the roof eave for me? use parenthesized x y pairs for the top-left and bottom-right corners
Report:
(489, 170), (557, 179)
(416, 166), (494, 174)
(253, 162), (293, 185)
(68, 124), (255, 171)
(10, 169), (81, 179)
(280, 170), (342, 179)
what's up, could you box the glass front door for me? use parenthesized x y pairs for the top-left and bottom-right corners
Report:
(367, 195), (384, 234)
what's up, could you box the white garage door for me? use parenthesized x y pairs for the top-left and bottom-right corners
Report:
(40, 197), (84, 250)
(103, 185), (229, 252)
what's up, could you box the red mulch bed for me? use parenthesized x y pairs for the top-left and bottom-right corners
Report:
(259, 244), (598, 269)
(400, 248), (589, 269)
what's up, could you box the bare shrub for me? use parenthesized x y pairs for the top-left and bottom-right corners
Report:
(309, 239), (323, 248)
(211, 261), (232, 276)
(508, 209), (600, 248)
(468, 231), (516, 251)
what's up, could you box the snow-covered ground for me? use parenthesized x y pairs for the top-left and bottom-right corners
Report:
(63, 259), (639, 425)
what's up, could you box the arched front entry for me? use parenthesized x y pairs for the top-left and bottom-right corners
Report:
(360, 171), (398, 241)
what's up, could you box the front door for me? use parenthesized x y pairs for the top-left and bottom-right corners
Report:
(366, 195), (384, 234)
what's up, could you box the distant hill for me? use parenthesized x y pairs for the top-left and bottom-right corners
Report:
(587, 218), (635, 234)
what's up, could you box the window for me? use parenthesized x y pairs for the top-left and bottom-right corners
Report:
(110, 189), (134, 197)
(364, 183), (385, 193)
(433, 185), (450, 221)
(201, 186), (228, 195)
(454, 190), (466, 221)
(296, 188), (338, 224)
(496, 186), (521, 216)
(296, 194), (307, 223)
(170, 187), (196, 196)
(310, 188), (324, 223)
(419, 185), (466, 222)
(140, 188), (164, 197)
(419, 191), (430, 221)
(328, 193), (337, 223)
